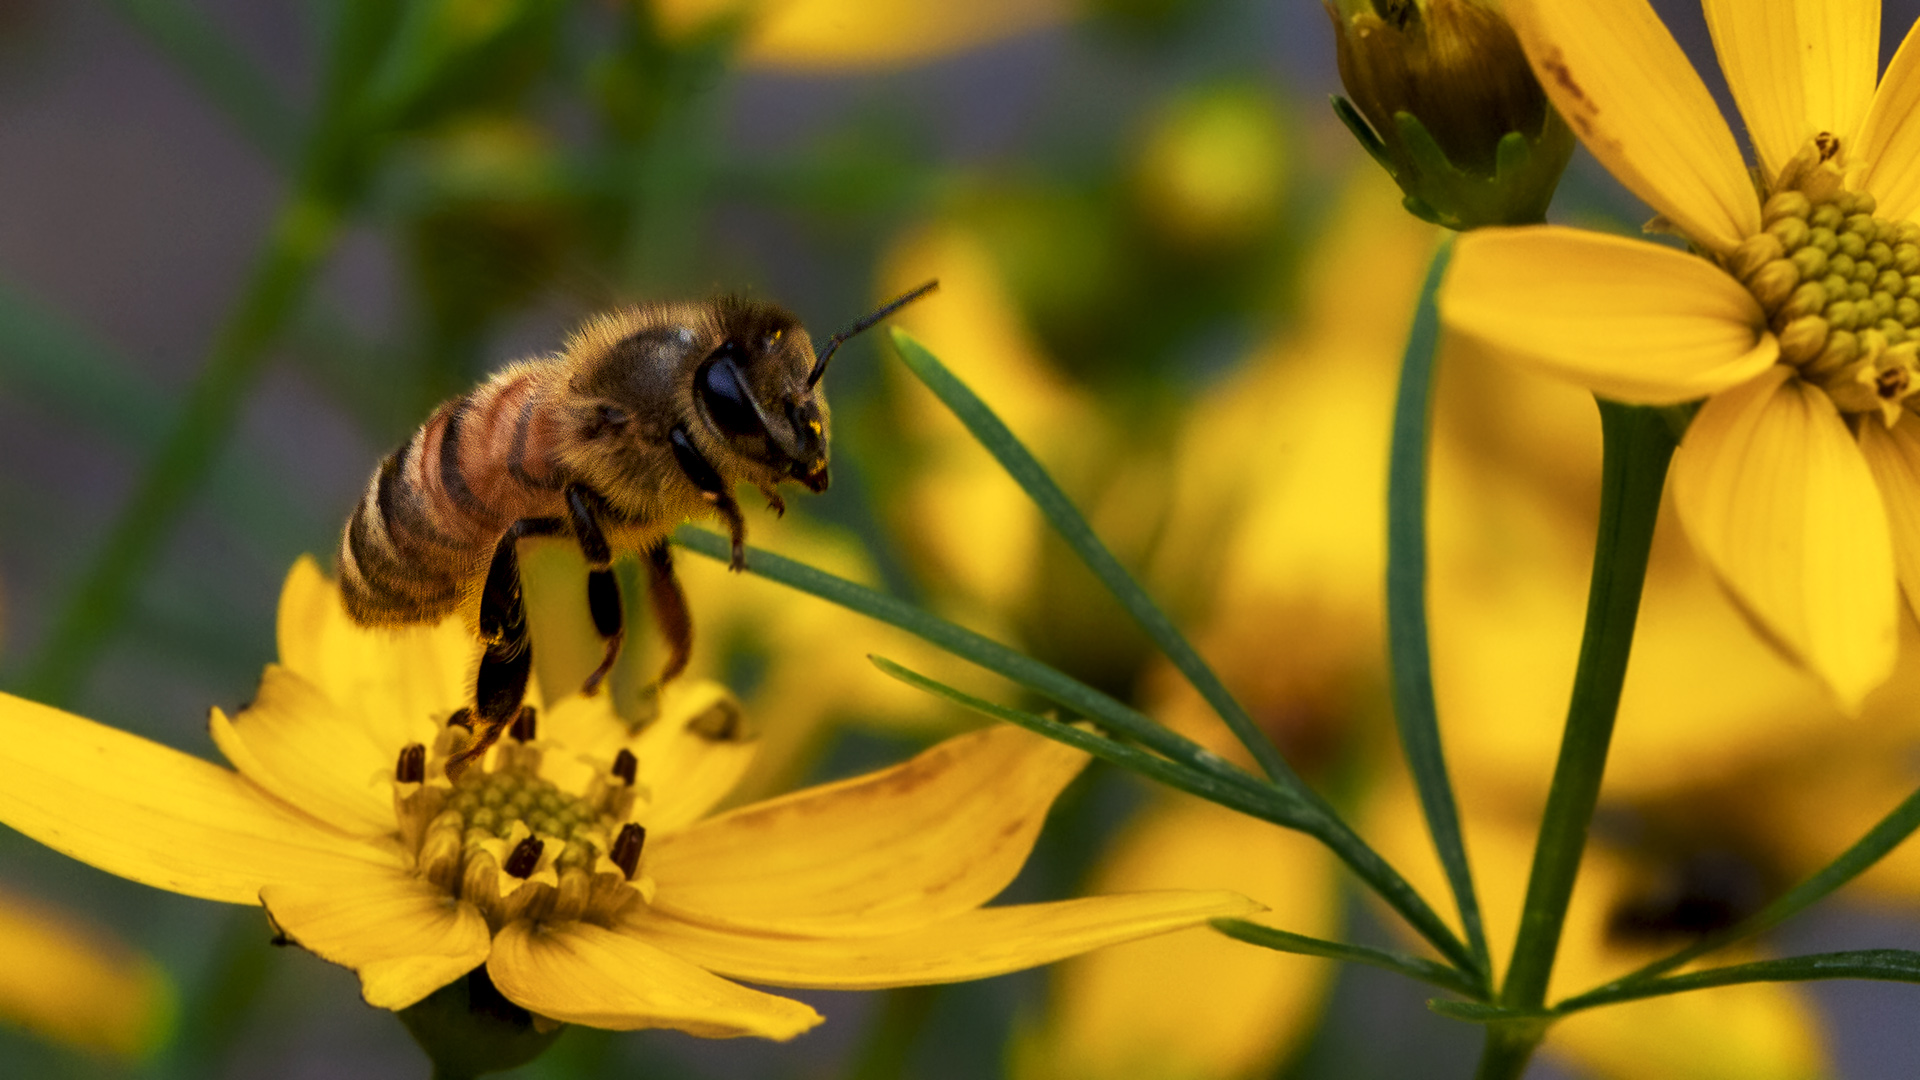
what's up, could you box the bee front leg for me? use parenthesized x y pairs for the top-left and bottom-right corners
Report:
(453, 517), (562, 778)
(565, 484), (625, 696)
(668, 425), (749, 570)
(756, 481), (786, 517)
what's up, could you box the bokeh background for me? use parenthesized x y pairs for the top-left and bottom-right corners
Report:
(4, 0), (1920, 1077)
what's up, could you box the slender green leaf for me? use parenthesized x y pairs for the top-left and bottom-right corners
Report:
(671, 526), (1245, 788)
(888, 326), (1293, 786)
(870, 656), (1309, 828)
(674, 525), (1477, 976)
(1385, 236), (1488, 974)
(1568, 783), (1920, 1003)
(1212, 918), (1480, 998)
(1559, 950), (1920, 1013)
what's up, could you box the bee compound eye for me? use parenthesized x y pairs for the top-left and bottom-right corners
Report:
(695, 347), (770, 442)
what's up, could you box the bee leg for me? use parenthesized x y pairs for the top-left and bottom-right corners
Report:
(565, 485), (626, 695)
(451, 519), (560, 779)
(667, 425), (749, 570)
(756, 481), (786, 517)
(714, 493), (749, 570)
(643, 540), (693, 687)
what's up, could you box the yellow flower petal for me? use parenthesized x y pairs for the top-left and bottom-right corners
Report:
(1443, 227), (1777, 405)
(1506, 0), (1759, 253)
(538, 682), (760, 835)
(487, 921), (820, 1039)
(628, 690), (760, 833)
(647, 725), (1087, 936)
(1027, 797), (1338, 1080)
(274, 556), (472, 745)
(626, 890), (1261, 989)
(0, 692), (388, 904)
(0, 889), (173, 1058)
(1702, 0), (1879, 184)
(1853, 20), (1920, 221)
(1672, 366), (1897, 710)
(653, 0), (1070, 72)
(209, 665), (399, 837)
(1855, 417), (1920, 622)
(261, 869), (491, 1010)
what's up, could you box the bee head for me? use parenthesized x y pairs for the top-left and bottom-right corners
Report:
(691, 282), (939, 494)
(693, 301), (832, 492)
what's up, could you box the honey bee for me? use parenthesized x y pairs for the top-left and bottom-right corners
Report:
(337, 282), (938, 774)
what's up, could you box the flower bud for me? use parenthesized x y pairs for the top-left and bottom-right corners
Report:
(1326, 0), (1572, 228)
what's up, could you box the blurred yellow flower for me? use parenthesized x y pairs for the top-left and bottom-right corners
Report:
(1133, 85), (1291, 252)
(0, 888), (173, 1059)
(879, 221), (1114, 639)
(0, 559), (1256, 1040)
(1367, 782), (1829, 1080)
(652, 0), (1071, 71)
(1014, 169), (1441, 1079)
(1441, 0), (1920, 710)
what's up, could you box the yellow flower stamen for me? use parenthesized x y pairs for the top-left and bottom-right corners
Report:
(1725, 142), (1920, 426)
(392, 707), (646, 933)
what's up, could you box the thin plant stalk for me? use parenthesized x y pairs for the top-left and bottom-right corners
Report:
(1474, 400), (1677, 1079)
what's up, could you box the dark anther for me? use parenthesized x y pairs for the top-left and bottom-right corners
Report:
(509, 705), (539, 743)
(395, 743), (426, 783)
(504, 837), (545, 879)
(612, 748), (638, 786)
(611, 823), (647, 880)
(448, 707), (475, 731)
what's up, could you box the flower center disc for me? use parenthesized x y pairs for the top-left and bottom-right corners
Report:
(1726, 159), (1920, 427)
(395, 735), (648, 932)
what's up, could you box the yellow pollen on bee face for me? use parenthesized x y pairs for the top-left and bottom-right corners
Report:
(1727, 180), (1920, 423)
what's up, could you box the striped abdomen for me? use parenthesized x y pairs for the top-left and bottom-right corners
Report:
(338, 365), (571, 626)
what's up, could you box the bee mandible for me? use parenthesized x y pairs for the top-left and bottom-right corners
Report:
(337, 281), (938, 775)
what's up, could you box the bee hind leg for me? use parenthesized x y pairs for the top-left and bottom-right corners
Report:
(449, 518), (560, 778)
(643, 541), (693, 688)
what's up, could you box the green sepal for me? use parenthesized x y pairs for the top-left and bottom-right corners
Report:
(1382, 107), (1574, 230)
(397, 968), (566, 1080)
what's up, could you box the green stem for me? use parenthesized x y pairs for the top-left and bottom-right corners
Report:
(18, 193), (342, 704)
(1472, 1022), (1547, 1080)
(1498, 400), (1676, 1013)
(1385, 236), (1489, 982)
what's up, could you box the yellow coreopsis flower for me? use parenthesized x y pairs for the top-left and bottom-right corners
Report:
(0, 559), (1256, 1044)
(1440, 0), (1920, 710)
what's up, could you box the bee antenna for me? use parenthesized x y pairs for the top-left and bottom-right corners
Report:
(807, 280), (939, 389)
